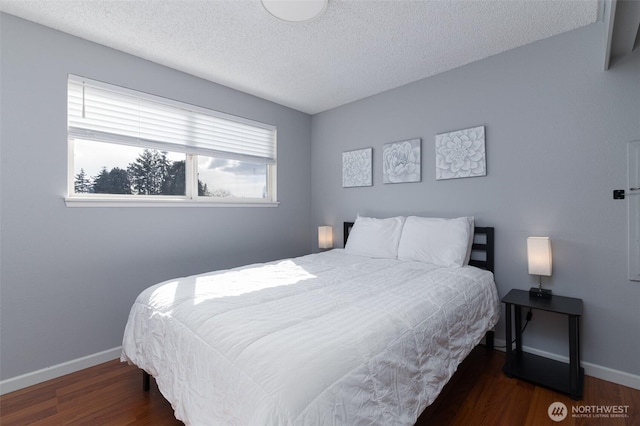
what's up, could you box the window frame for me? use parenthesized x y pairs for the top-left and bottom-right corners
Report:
(65, 75), (278, 208)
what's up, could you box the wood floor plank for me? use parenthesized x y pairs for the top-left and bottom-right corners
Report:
(0, 398), (58, 425)
(2, 348), (639, 425)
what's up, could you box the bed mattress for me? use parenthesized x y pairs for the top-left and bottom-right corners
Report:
(121, 249), (500, 425)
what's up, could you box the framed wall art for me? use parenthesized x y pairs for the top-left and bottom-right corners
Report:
(382, 138), (421, 184)
(342, 147), (372, 187)
(435, 125), (486, 180)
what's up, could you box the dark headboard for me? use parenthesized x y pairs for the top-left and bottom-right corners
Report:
(343, 221), (354, 246)
(468, 227), (494, 272)
(343, 221), (494, 273)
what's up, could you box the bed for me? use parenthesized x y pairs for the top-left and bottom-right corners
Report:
(121, 216), (500, 425)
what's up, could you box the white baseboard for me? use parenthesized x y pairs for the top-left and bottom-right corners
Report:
(0, 346), (122, 396)
(493, 338), (640, 391)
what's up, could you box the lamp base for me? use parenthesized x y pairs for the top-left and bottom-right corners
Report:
(529, 287), (552, 300)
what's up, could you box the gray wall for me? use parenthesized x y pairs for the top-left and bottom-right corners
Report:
(2, 12), (639, 384)
(0, 14), (312, 380)
(311, 22), (640, 376)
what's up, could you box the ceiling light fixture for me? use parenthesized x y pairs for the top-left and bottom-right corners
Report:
(261, 0), (328, 22)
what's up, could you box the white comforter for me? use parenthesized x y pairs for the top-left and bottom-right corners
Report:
(121, 249), (500, 426)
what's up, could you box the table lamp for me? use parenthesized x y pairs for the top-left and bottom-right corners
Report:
(318, 226), (333, 250)
(527, 236), (552, 299)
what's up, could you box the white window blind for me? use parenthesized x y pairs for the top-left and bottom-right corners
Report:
(67, 75), (276, 164)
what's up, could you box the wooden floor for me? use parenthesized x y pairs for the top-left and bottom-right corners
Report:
(2, 348), (639, 425)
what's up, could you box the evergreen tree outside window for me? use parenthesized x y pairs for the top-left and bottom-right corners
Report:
(74, 168), (92, 193)
(67, 75), (277, 206)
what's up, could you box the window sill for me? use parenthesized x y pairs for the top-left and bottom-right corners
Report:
(65, 197), (280, 208)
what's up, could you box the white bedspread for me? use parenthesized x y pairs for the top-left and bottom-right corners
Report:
(121, 249), (499, 426)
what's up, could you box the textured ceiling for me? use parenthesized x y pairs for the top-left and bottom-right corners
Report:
(0, 0), (600, 114)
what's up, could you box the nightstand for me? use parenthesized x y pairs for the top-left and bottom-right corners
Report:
(502, 289), (584, 400)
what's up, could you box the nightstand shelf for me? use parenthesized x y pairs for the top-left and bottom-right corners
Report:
(502, 289), (584, 400)
(508, 352), (584, 397)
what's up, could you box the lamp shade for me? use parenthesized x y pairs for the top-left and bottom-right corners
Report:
(318, 226), (333, 249)
(527, 237), (552, 276)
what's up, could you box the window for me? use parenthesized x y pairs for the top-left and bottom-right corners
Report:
(66, 75), (277, 206)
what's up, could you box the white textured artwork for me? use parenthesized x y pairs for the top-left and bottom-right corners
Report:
(435, 126), (486, 180)
(342, 148), (372, 187)
(383, 138), (421, 184)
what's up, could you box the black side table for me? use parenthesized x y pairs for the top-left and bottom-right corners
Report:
(502, 289), (584, 400)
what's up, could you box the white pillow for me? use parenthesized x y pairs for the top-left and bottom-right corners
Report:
(397, 216), (474, 267)
(344, 215), (405, 258)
